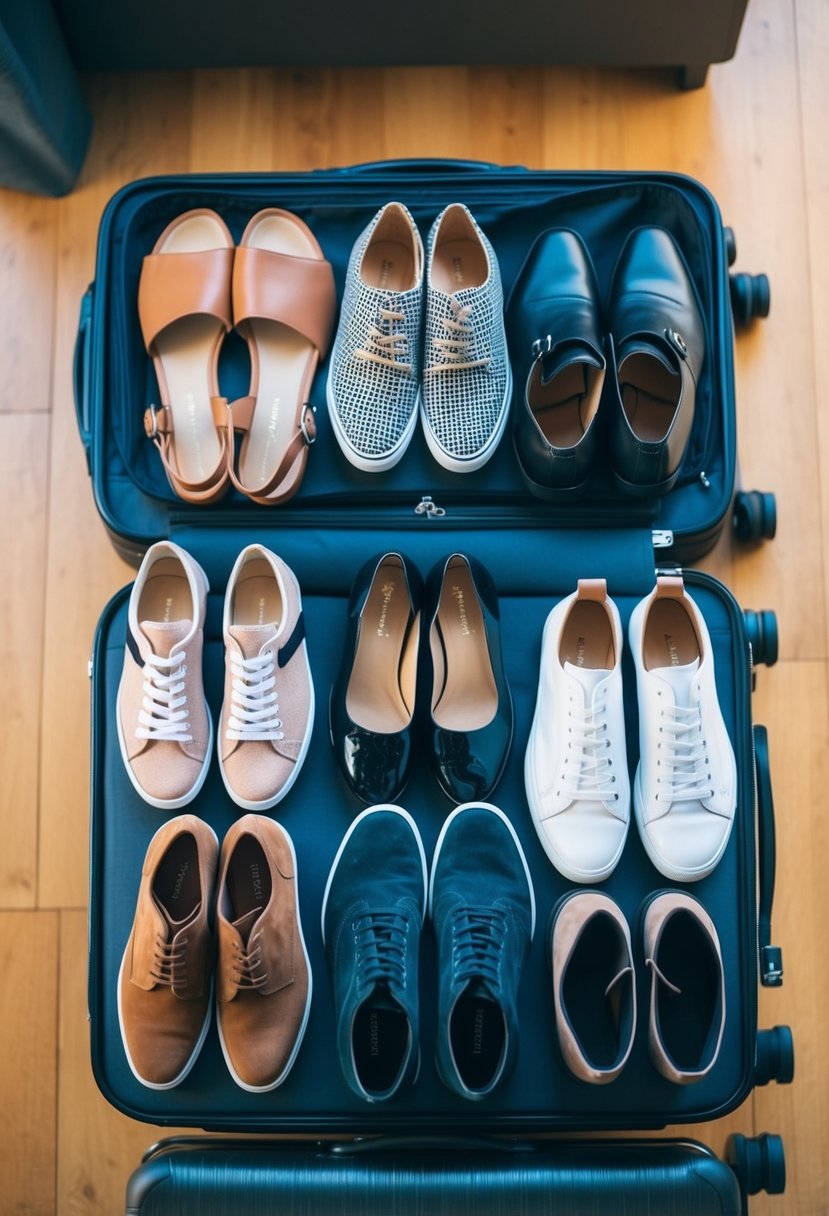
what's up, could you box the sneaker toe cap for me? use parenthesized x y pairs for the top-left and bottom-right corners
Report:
(130, 747), (205, 805)
(538, 805), (628, 881)
(222, 744), (295, 807)
(645, 807), (733, 879)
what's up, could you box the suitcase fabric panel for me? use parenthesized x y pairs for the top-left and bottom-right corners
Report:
(89, 542), (757, 1132)
(80, 168), (735, 560)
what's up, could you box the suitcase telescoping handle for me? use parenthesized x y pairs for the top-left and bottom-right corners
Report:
(754, 724), (783, 987)
(336, 158), (519, 175)
(73, 284), (94, 474)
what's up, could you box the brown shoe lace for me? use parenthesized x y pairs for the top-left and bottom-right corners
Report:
(230, 936), (269, 991)
(150, 935), (188, 987)
(427, 298), (491, 373)
(354, 304), (413, 373)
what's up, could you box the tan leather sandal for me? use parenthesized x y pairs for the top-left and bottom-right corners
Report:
(138, 209), (234, 504)
(228, 209), (336, 505)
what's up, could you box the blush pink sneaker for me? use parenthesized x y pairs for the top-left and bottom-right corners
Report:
(116, 541), (212, 809)
(218, 545), (315, 810)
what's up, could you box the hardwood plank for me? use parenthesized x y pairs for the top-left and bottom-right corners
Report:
(0, 191), (57, 415)
(0, 910), (58, 1214)
(38, 75), (193, 909)
(190, 69), (276, 170)
(272, 68), (386, 170)
(796, 0), (829, 661)
(0, 415), (49, 908)
(57, 910), (190, 1216)
(699, 0), (824, 655)
(385, 67), (473, 157)
(750, 661), (829, 1214)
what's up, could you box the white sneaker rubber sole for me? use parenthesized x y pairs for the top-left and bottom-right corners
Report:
(420, 361), (512, 474)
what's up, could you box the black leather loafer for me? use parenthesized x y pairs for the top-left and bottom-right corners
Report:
(607, 227), (706, 497)
(423, 553), (513, 804)
(506, 228), (606, 498)
(329, 552), (422, 804)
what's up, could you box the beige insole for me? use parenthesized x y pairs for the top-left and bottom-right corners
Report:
(431, 238), (487, 294)
(431, 563), (497, 731)
(226, 835), (272, 926)
(346, 559), (416, 734)
(362, 239), (417, 291)
(238, 214), (319, 497)
(530, 362), (603, 447)
(139, 558), (192, 623)
(230, 558), (282, 629)
(644, 600), (701, 670)
(620, 353), (680, 442)
(559, 600), (616, 670)
(153, 214), (226, 484)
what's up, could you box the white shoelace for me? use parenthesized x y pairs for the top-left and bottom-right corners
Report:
(428, 299), (491, 373)
(354, 304), (412, 372)
(556, 697), (618, 802)
(137, 651), (192, 742)
(227, 650), (284, 742)
(656, 699), (713, 803)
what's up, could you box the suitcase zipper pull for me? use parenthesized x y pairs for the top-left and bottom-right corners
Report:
(415, 495), (446, 519)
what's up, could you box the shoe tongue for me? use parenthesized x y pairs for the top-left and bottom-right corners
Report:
(370, 981), (401, 1012)
(465, 978), (497, 1003)
(153, 892), (201, 933)
(229, 624), (279, 660)
(140, 618), (191, 658)
(618, 333), (679, 374)
(540, 339), (603, 383)
(654, 657), (700, 705)
(564, 660), (611, 699)
(232, 907), (262, 947)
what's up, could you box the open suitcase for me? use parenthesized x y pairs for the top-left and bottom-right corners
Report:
(76, 162), (790, 1209)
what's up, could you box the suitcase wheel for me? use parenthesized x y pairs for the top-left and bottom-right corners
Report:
(723, 225), (737, 267)
(733, 490), (777, 542)
(730, 271), (771, 325)
(743, 608), (779, 667)
(727, 1133), (786, 1205)
(755, 1025), (795, 1086)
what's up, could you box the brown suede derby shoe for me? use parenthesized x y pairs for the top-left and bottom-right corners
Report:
(118, 815), (219, 1089)
(216, 814), (312, 1091)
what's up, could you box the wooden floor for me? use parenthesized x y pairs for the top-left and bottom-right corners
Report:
(1, 0), (826, 1210)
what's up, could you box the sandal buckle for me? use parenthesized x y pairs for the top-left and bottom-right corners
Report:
(300, 404), (317, 446)
(144, 404), (160, 439)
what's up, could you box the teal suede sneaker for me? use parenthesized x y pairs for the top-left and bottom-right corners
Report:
(429, 802), (535, 1100)
(321, 805), (427, 1102)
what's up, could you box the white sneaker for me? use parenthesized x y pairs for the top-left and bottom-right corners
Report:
(326, 202), (423, 472)
(628, 576), (737, 882)
(421, 204), (511, 472)
(524, 580), (630, 883)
